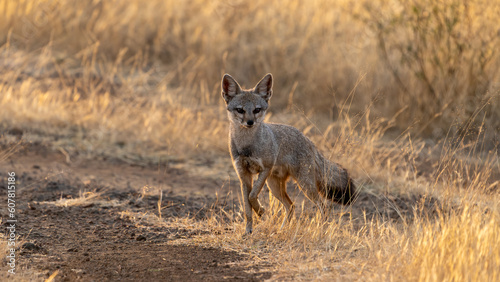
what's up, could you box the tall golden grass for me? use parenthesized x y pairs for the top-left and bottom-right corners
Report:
(0, 0), (499, 280)
(1, 0), (498, 147)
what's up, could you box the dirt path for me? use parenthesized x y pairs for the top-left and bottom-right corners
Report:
(18, 200), (270, 281)
(1, 147), (271, 281)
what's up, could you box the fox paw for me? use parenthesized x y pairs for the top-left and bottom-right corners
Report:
(243, 228), (253, 237)
(254, 207), (265, 217)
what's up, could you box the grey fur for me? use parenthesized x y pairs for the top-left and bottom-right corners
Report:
(222, 73), (357, 234)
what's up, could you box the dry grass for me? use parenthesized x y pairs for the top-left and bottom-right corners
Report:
(40, 191), (117, 208)
(181, 118), (499, 280)
(1, 0), (498, 158)
(1, 0), (499, 280)
(191, 205), (499, 281)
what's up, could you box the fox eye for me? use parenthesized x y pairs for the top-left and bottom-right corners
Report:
(236, 108), (245, 114)
(253, 108), (261, 114)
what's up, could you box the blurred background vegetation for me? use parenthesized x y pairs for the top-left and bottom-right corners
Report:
(0, 0), (499, 159)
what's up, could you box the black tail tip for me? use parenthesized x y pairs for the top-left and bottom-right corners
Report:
(325, 178), (357, 205)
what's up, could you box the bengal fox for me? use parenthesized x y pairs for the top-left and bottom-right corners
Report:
(222, 73), (357, 234)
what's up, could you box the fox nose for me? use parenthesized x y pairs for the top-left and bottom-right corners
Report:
(247, 120), (254, 126)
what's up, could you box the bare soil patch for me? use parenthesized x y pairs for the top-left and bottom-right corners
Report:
(16, 202), (270, 281)
(1, 146), (271, 281)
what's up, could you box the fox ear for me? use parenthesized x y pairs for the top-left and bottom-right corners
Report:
(221, 74), (242, 103)
(254, 73), (273, 101)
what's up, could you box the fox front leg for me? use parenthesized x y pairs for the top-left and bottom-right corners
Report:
(238, 171), (254, 234)
(248, 168), (271, 217)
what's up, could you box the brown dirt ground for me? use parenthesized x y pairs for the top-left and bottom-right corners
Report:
(0, 144), (440, 281)
(0, 146), (272, 281)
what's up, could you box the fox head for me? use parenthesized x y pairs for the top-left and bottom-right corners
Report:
(221, 73), (273, 128)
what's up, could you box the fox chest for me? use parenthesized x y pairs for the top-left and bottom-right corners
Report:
(238, 156), (264, 174)
(234, 155), (287, 177)
(233, 147), (265, 174)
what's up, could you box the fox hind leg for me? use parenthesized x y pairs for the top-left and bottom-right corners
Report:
(267, 175), (295, 228)
(295, 172), (331, 216)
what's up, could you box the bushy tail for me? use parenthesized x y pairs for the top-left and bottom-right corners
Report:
(323, 171), (357, 205)
(317, 156), (357, 205)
